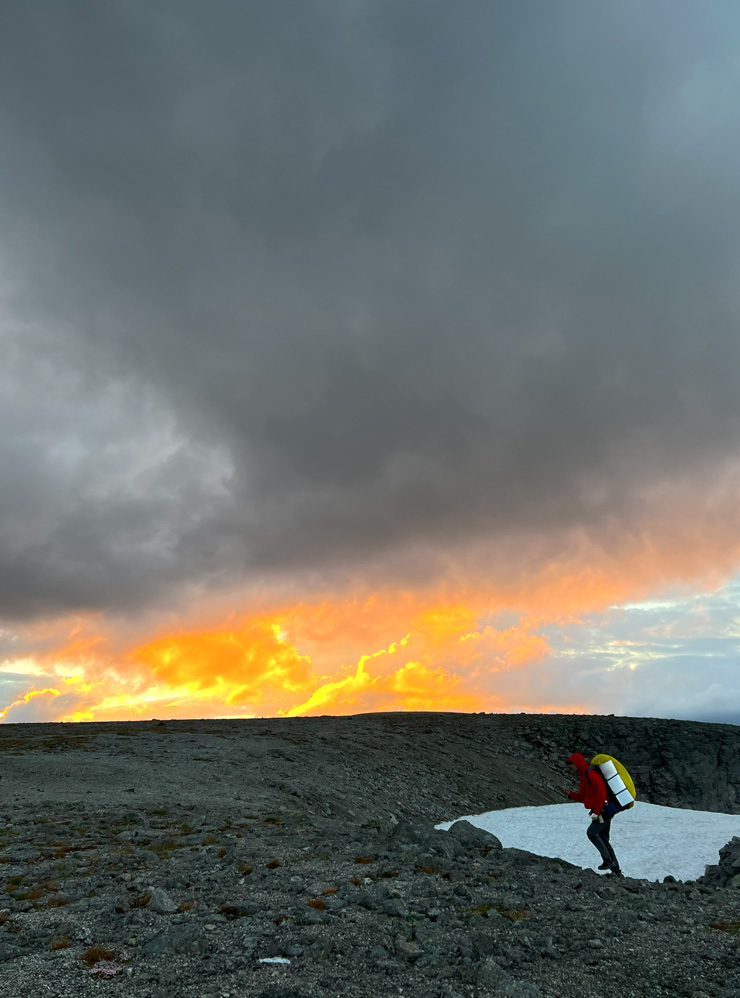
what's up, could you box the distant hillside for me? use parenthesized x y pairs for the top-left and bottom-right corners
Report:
(1, 711), (738, 821)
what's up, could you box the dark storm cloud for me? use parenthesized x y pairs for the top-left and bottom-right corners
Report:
(2, 0), (740, 618)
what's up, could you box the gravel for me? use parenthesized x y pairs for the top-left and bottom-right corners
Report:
(0, 711), (738, 997)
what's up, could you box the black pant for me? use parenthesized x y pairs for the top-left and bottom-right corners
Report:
(586, 810), (619, 870)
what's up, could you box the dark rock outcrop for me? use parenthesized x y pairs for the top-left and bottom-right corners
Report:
(699, 835), (740, 888)
(476, 713), (740, 813)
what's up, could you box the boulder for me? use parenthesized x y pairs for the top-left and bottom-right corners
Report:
(147, 887), (179, 914)
(446, 819), (502, 851)
(698, 836), (740, 888)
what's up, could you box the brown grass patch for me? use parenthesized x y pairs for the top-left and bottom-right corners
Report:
(49, 937), (70, 951)
(307, 898), (325, 910)
(130, 893), (151, 909)
(710, 920), (740, 935)
(51, 844), (81, 859)
(217, 848), (227, 858)
(496, 907), (531, 922)
(46, 897), (70, 908)
(265, 859), (281, 869)
(236, 861), (253, 875)
(81, 945), (116, 967)
(354, 855), (375, 865)
(321, 887), (337, 895)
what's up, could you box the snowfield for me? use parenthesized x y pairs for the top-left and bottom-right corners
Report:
(438, 801), (740, 882)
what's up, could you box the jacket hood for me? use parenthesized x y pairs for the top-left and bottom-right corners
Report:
(567, 752), (589, 774)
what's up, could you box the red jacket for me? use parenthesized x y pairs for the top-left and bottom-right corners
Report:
(567, 753), (607, 814)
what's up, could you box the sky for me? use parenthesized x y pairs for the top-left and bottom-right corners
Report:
(2, 1), (740, 725)
(439, 802), (740, 882)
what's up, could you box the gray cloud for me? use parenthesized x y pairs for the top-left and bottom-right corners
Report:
(3, 1), (740, 619)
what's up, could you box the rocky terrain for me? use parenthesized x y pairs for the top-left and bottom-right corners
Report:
(0, 711), (739, 998)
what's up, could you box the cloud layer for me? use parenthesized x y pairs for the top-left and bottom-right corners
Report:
(2, 3), (740, 722)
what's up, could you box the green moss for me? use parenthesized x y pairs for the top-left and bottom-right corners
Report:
(146, 839), (185, 859)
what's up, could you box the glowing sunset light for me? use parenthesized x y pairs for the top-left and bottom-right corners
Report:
(4, 5), (740, 727)
(0, 687), (61, 721)
(5, 523), (740, 725)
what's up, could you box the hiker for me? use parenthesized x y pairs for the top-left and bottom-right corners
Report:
(561, 752), (622, 876)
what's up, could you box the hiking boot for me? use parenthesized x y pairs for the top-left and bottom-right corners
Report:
(607, 867), (623, 877)
(597, 862), (611, 871)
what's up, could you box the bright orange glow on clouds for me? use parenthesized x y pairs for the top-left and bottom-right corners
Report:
(136, 619), (314, 703)
(5, 485), (740, 724)
(128, 600), (546, 718)
(0, 596), (556, 722)
(0, 687), (61, 721)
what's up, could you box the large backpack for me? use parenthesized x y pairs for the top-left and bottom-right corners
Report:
(589, 754), (636, 817)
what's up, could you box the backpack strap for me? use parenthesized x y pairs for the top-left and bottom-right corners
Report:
(589, 765), (620, 809)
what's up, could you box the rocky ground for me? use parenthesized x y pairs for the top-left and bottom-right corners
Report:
(0, 712), (739, 997)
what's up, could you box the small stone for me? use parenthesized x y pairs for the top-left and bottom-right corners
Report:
(147, 887), (179, 914)
(396, 938), (423, 962)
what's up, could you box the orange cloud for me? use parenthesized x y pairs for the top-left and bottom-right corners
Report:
(133, 616), (315, 707)
(0, 594), (554, 722)
(282, 656), (485, 717)
(7, 475), (740, 724)
(0, 687), (61, 721)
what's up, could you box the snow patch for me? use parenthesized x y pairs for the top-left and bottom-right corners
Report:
(437, 801), (740, 882)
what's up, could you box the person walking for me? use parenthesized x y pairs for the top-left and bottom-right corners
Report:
(561, 752), (622, 876)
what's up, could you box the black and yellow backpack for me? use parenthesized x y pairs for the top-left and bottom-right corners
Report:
(588, 754), (636, 816)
